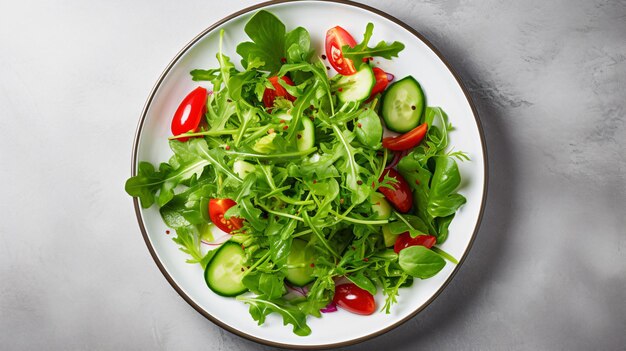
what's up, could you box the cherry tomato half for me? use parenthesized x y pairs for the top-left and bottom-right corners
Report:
(325, 26), (357, 76)
(263, 76), (296, 108)
(333, 283), (376, 315)
(378, 168), (413, 213)
(208, 199), (243, 234)
(171, 87), (208, 142)
(382, 123), (428, 151)
(394, 233), (437, 253)
(370, 67), (390, 97)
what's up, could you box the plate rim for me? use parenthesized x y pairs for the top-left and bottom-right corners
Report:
(130, 0), (489, 348)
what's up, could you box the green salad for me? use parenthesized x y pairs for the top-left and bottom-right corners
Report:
(125, 10), (468, 336)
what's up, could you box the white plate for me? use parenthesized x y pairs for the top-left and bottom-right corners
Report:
(131, 0), (487, 348)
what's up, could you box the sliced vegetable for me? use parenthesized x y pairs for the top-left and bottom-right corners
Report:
(204, 241), (248, 296)
(209, 198), (243, 233)
(296, 117), (315, 151)
(393, 233), (437, 253)
(382, 123), (428, 151)
(381, 76), (425, 133)
(333, 283), (376, 315)
(378, 168), (413, 213)
(370, 192), (392, 219)
(263, 76), (296, 108)
(171, 87), (208, 141)
(233, 160), (255, 178)
(382, 224), (399, 247)
(325, 26), (357, 75)
(336, 65), (375, 103)
(285, 239), (315, 286)
(370, 67), (390, 97)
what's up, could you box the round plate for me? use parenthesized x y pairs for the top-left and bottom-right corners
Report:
(131, 0), (487, 348)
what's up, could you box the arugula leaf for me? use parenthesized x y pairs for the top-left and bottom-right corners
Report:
(189, 68), (219, 82)
(159, 182), (215, 228)
(125, 162), (168, 208)
(237, 296), (312, 336)
(236, 10), (286, 73)
(342, 23), (405, 69)
(242, 272), (287, 300)
(171, 226), (205, 265)
(125, 140), (211, 208)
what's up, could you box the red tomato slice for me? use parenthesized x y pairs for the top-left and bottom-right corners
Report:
(263, 76), (296, 108)
(394, 233), (437, 253)
(370, 67), (389, 97)
(382, 123), (428, 151)
(171, 87), (208, 142)
(325, 26), (357, 76)
(208, 199), (243, 234)
(378, 168), (413, 213)
(333, 283), (376, 315)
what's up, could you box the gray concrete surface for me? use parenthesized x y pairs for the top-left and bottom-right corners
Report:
(1, 0), (625, 350)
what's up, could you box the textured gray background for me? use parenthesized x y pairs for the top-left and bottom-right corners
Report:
(1, 0), (625, 350)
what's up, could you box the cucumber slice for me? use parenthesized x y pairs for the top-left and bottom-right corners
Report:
(285, 239), (315, 286)
(381, 76), (425, 133)
(296, 118), (315, 151)
(371, 192), (392, 219)
(336, 65), (375, 103)
(204, 241), (248, 297)
(233, 160), (255, 178)
(274, 109), (292, 121)
(382, 224), (399, 248)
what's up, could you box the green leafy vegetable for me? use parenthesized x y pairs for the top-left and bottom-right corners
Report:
(342, 23), (405, 69)
(236, 10), (286, 73)
(398, 245), (446, 278)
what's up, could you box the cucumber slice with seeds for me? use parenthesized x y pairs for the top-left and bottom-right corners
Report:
(296, 118), (315, 151)
(285, 239), (315, 287)
(204, 241), (248, 297)
(336, 65), (375, 103)
(381, 76), (425, 133)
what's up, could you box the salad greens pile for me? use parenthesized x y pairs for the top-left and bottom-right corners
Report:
(125, 10), (468, 336)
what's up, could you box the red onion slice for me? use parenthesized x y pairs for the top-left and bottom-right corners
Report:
(320, 301), (338, 313)
(201, 234), (230, 246)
